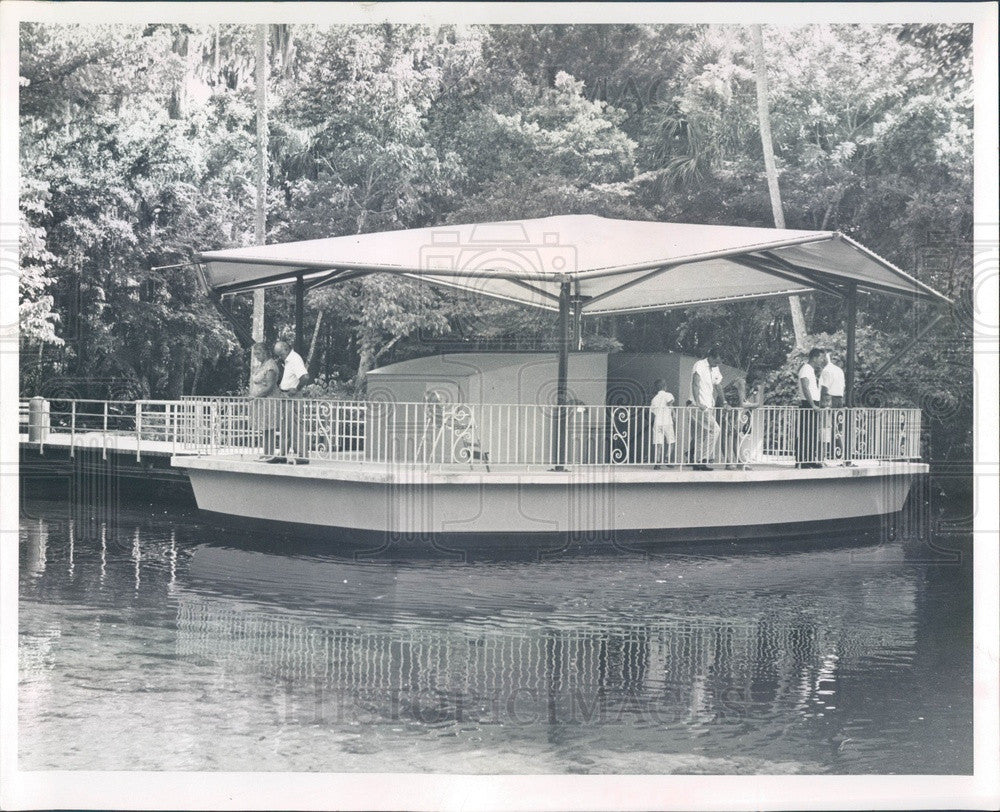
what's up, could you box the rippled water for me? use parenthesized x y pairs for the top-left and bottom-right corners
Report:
(19, 493), (973, 774)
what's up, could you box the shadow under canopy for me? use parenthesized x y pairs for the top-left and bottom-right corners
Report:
(192, 214), (952, 408)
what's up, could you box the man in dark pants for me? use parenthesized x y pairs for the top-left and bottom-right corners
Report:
(820, 348), (847, 463)
(795, 348), (826, 468)
(274, 339), (310, 461)
(819, 349), (845, 408)
(690, 347), (722, 470)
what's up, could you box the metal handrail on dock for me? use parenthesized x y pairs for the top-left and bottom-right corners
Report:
(20, 396), (924, 470)
(20, 398), (207, 461)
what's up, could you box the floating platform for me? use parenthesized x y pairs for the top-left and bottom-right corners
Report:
(173, 454), (925, 547)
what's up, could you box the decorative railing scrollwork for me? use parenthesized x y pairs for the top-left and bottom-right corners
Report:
(831, 408), (846, 461)
(610, 406), (632, 464)
(897, 410), (909, 458)
(448, 404), (477, 464)
(851, 410), (869, 458)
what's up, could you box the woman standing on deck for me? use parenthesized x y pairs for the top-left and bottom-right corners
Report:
(249, 342), (280, 458)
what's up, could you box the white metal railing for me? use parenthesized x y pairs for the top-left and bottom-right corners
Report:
(355, 401), (921, 468)
(18, 398), (205, 460)
(172, 396), (366, 459)
(19, 397), (923, 469)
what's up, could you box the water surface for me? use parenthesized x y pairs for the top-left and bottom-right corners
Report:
(19, 494), (973, 773)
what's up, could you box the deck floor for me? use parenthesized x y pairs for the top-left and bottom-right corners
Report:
(20, 432), (180, 457)
(173, 452), (923, 487)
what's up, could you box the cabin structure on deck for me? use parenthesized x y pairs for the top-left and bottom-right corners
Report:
(367, 350), (745, 409)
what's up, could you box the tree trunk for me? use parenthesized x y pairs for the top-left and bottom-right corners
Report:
(307, 310), (323, 367)
(168, 353), (185, 399)
(190, 360), (202, 396)
(252, 24), (268, 346)
(250, 24), (268, 388)
(355, 346), (375, 394)
(752, 24), (807, 348)
(213, 26), (220, 84)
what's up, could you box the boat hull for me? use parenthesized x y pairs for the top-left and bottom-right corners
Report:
(173, 456), (925, 548)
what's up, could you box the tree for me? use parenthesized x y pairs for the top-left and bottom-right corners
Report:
(306, 276), (452, 388)
(19, 180), (62, 349)
(19, 24), (252, 397)
(751, 24), (807, 347)
(252, 24), (268, 349)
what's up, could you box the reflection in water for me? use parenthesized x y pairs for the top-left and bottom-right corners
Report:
(173, 590), (911, 732)
(24, 517), (47, 580)
(18, 498), (973, 774)
(100, 522), (106, 586)
(132, 527), (141, 593)
(169, 529), (177, 591)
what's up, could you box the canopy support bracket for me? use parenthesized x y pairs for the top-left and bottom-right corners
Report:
(212, 266), (317, 295)
(760, 251), (938, 302)
(733, 254), (845, 299)
(758, 251), (851, 297)
(304, 269), (345, 291)
(507, 278), (560, 304)
(210, 293), (254, 350)
(580, 263), (679, 311)
(306, 268), (371, 292)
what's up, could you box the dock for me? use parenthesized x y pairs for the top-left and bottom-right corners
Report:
(19, 398), (201, 494)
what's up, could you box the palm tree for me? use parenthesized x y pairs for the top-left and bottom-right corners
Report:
(751, 24), (807, 348)
(252, 24), (268, 346)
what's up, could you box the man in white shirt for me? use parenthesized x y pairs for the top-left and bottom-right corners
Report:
(819, 349), (846, 407)
(711, 364), (724, 406)
(274, 340), (310, 459)
(690, 347), (721, 470)
(275, 340), (309, 394)
(796, 348), (825, 468)
(650, 378), (675, 469)
(819, 349), (847, 463)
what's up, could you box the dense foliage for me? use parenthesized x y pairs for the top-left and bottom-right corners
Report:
(19, 23), (972, 474)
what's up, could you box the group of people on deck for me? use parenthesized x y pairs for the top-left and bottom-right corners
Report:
(248, 340), (309, 458)
(246, 339), (846, 468)
(648, 345), (846, 470)
(648, 346), (756, 471)
(796, 346), (846, 468)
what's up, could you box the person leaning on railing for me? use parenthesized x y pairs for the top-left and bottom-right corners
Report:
(249, 342), (281, 458)
(274, 340), (310, 460)
(819, 349), (845, 409)
(819, 348), (848, 464)
(720, 376), (759, 470)
(796, 348), (826, 469)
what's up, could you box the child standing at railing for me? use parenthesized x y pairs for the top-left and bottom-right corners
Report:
(650, 379), (676, 470)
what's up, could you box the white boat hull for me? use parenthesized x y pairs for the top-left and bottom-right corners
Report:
(172, 456), (925, 545)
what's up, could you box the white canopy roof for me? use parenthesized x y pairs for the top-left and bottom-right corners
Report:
(197, 215), (949, 313)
